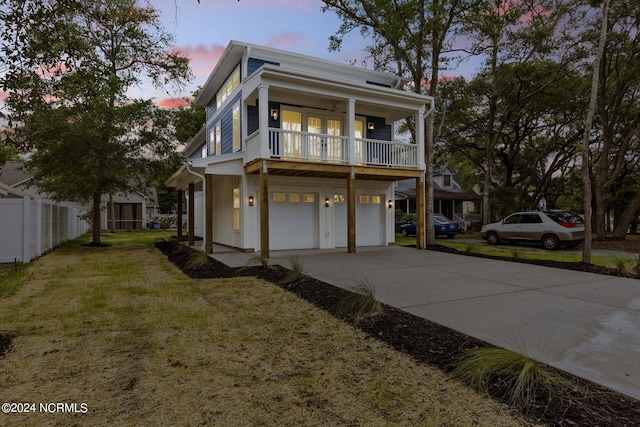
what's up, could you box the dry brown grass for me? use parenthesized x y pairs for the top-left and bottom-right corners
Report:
(0, 234), (538, 426)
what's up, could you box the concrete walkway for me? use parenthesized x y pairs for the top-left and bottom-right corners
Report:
(211, 245), (640, 401)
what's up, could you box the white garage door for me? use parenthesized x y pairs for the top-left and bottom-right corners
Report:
(333, 193), (384, 247)
(269, 192), (318, 250)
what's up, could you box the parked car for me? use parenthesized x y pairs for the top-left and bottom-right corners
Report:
(480, 210), (584, 250)
(399, 214), (460, 238)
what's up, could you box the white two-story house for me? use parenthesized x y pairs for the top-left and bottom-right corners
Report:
(166, 41), (433, 256)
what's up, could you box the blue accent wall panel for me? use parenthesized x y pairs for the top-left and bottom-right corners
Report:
(248, 101), (281, 135)
(248, 105), (258, 135)
(247, 58), (280, 76)
(217, 92), (243, 154)
(366, 116), (392, 141)
(189, 146), (203, 160)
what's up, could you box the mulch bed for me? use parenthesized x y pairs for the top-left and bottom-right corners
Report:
(155, 241), (640, 427)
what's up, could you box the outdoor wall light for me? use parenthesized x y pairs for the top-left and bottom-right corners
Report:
(270, 109), (279, 121)
(324, 198), (330, 208)
(367, 122), (375, 131)
(388, 200), (393, 209)
(248, 195), (254, 206)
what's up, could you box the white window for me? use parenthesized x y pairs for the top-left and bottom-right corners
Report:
(233, 188), (240, 230)
(216, 65), (240, 109)
(215, 121), (221, 155)
(232, 103), (240, 152)
(444, 174), (452, 188)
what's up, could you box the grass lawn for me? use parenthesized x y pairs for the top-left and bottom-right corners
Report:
(394, 233), (638, 270)
(0, 231), (534, 426)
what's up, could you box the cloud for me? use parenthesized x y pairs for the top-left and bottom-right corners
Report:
(157, 97), (192, 109)
(266, 32), (308, 49)
(174, 43), (226, 82)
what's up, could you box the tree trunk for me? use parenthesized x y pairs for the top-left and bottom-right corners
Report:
(613, 193), (640, 239)
(92, 192), (102, 245)
(595, 193), (608, 240)
(581, 0), (609, 263)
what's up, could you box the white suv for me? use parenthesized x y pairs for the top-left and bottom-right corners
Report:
(480, 210), (585, 250)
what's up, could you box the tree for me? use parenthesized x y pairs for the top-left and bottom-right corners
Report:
(590, 0), (640, 241)
(0, 0), (191, 244)
(323, 0), (478, 244)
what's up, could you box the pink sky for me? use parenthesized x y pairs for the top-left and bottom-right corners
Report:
(140, 0), (372, 107)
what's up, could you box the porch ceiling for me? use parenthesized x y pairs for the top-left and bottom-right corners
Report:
(244, 159), (422, 181)
(244, 66), (431, 123)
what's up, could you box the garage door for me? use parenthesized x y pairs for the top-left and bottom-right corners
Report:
(269, 192), (318, 250)
(333, 193), (384, 247)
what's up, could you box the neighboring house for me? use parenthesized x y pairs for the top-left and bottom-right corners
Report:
(395, 165), (483, 229)
(0, 162), (89, 263)
(0, 161), (159, 231)
(166, 41), (433, 256)
(0, 161), (32, 192)
(103, 186), (159, 230)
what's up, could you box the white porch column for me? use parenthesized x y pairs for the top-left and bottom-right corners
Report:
(347, 98), (356, 164)
(416, 107), (426, 170)
(258, 84), (270, 158)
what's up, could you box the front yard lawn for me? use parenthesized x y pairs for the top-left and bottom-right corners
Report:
(0, 232), (531, 426)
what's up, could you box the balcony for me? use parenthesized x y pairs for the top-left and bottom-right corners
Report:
(246, 128), (419, 169)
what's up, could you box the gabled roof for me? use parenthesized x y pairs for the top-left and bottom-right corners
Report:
(196, 40), (413, 107)
(0, 181), (33, 199)
(0, 161), (31, 186)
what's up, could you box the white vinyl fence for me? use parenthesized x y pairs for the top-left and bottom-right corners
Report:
(0, 198), (89, 263)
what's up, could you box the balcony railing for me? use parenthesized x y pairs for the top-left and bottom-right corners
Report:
(245, 128), (419, 169)
(355, 138), (418, 168)
(269, 129), (348, 163)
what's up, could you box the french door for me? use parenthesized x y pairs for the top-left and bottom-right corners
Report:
(307, 114), (343, 162)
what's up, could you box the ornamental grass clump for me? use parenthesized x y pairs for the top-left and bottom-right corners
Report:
(246, 254), (270, 268)
(282, 254), (305, 283)
(184, 249), (209, 270)
(339, 277), (381, 321)
(453, 347), (568, 412)
(611, 257), (633, 275)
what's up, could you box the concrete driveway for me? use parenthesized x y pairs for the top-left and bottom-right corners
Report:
(212, 245), (640, 400)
